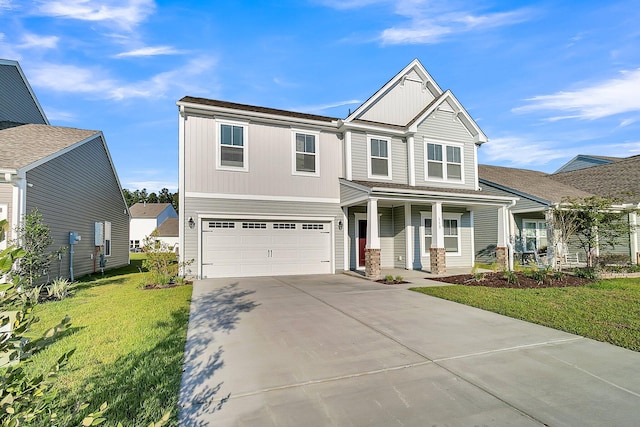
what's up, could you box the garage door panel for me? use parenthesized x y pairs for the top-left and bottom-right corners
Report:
(201, 219), (332, 278)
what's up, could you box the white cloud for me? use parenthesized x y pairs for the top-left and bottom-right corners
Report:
(0, 0), (12, 11)
(380, 6), (533, 45)
(35, 0), (156, 30)
(27, 57), (216, 101)
(481, 136), (575, 167)
(44, 108), (77, 122)
(316, 0), (384, 10)
(514, 69), (640, 120)
(18, 33), (59, 49)
(114, 45), (184, 58)
(294, 99), (361, 114)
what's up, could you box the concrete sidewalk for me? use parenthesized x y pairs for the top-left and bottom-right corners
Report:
(179, 274), (640, 426)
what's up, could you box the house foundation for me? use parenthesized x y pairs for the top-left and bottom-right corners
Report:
(365, 248), (381, 279)
(429, 247), (446, 274)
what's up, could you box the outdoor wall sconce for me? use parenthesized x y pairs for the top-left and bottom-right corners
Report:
(338, 220), (343, 230)
(188, 217), (195, 229)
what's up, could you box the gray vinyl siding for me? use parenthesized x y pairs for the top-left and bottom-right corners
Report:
(380, 208), (394, 268)
(183, 115), (341, 199)
(183, 196), (344, 275)
(393, 206), (405, 268)
(351, 131), (408, 185)
(411, 205), (473, 269)
(0, 183), (13, 241)
(555, 157), (611, 173)
(414, 111), (477, 191)
(0, 64), (47, 125)
(340, 183), (367, 204)
(357, 73), (437, 126)
(24, 136), (129, 280)
(473, 206), (499, 264)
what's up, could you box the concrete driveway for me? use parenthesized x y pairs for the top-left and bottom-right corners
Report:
(179, 274), (640, 426)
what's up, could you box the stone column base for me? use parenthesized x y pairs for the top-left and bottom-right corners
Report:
(365, 248), (381, 279)
(429, 247), (446, 274)
(496, 246), (508, 271)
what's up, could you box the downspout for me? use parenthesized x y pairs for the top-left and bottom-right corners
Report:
(505, 199), (517, 271)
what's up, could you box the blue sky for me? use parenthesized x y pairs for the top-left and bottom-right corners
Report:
(2, 0), (640, 192)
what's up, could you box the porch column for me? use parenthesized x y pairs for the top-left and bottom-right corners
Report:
(630, 212), (638, 265)
(365, 198), (381, 278)
(545, 209), (557, 268)
(404, 202), (413, 270)
(430, 202), (446, 274)
(496, 205), (509, 271)
(407, 136), (415, 186)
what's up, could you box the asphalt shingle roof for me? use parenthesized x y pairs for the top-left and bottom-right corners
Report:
(478, 164), (592, 203)
(550, 155), (640, 203)
(129, 203), (174, 219)
(155, 217), (178, 237)
(0, 123), (97, 170)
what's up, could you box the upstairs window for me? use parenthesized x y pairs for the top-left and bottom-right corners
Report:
(426, 142), (463, 182)
(217, 120), (248, 171)
(368, 137), (391, 179)
(292, 131), (319, 176)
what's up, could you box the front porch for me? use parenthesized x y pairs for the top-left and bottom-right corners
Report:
(340, 180), (518, 279)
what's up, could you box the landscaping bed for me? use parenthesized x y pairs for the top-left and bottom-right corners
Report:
(431, 271), (592, 288)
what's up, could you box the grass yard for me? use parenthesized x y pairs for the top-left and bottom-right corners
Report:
(23, 254), (192, 426)
(412, 278), (640, 352)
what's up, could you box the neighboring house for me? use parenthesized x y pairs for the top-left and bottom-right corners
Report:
(177, 59), (517, 279)
(554, 154), (622, 173)
(477, 159), (640, 266)
(154, 217), (179, 251)
(129, 202), (178, 250)
(0, 59), (130, 280)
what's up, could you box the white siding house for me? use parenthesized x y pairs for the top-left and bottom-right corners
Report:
(178, 60), (517, 279)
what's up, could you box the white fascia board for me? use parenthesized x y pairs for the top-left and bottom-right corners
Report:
(178, 101), (339, 131)
(369, 187), (518, 204)
(196, 213), (335, 222)
(345, 59), (443, 123)
(338, 179), (373, 193)
(1, 59), (49, 125)
(337, 120), (408, 136)
(408, 90), (487, 143)
(185, 192), (340, 204)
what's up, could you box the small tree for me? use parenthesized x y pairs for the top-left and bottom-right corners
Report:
(10, 209), (54, 289)
(551, 196), (637, 267)
(141, 231), (191, 286)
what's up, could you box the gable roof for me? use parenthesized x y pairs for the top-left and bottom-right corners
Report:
(0, 59), (49, 125)
(478, 164), (592, 204)
(550, 155), (640, 203)
(129, 202), (174, 219)
(0, 124), (98, 171)
(554, 154), (623, 173)
(155, 217), (178, 237)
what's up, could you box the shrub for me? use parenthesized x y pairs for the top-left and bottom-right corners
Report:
(141, 231), (192, 286)
(394, 275), (403, 282)
(46, 277), (73, 301)
(384, 275), (394, 282)
(573, 267), (599, 280)
(503, 270), (519, 285)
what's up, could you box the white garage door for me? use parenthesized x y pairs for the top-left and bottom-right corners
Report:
(201, 220), (332, 278)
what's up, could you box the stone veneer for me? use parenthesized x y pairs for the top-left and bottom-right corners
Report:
(496, 246), (508, 271)
(365, 248), (381, 279)
(429, 247), (446, 274)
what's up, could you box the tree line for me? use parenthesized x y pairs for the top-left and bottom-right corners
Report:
(123, 188), (178, 211)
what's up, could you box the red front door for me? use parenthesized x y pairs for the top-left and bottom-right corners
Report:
(358, 220), (367, 267)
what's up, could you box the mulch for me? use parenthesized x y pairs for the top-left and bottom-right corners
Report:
(430, 272), (593, 288)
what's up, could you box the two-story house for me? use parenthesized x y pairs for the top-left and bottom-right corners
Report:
(177, 60), (517, 279)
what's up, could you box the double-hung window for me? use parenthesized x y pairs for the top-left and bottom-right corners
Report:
(522, 220), (547, 253)
(292, 130), (319, 176)
(217, 120), (248, 171)
(425, 141), (463, 182)
(368, 136), (391, 179)
(420, 212), (462, 256)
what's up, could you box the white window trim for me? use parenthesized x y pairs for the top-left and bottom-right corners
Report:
(216, 118), (249, 172)
(291, 129), (320, 177)
(367, 135), (392, 180)
(522, 219), (547, 253)
(420, 211), (462, 257)
(104, 221), (112, 257)
(423, 139), (465, 184)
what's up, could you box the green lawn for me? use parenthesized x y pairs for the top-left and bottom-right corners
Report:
(24, 255), (192, 426)
(412, 278), (640, 352)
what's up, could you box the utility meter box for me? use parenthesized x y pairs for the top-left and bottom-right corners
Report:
(69, 232), (81, 245)
(94, 222), (105, 246)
